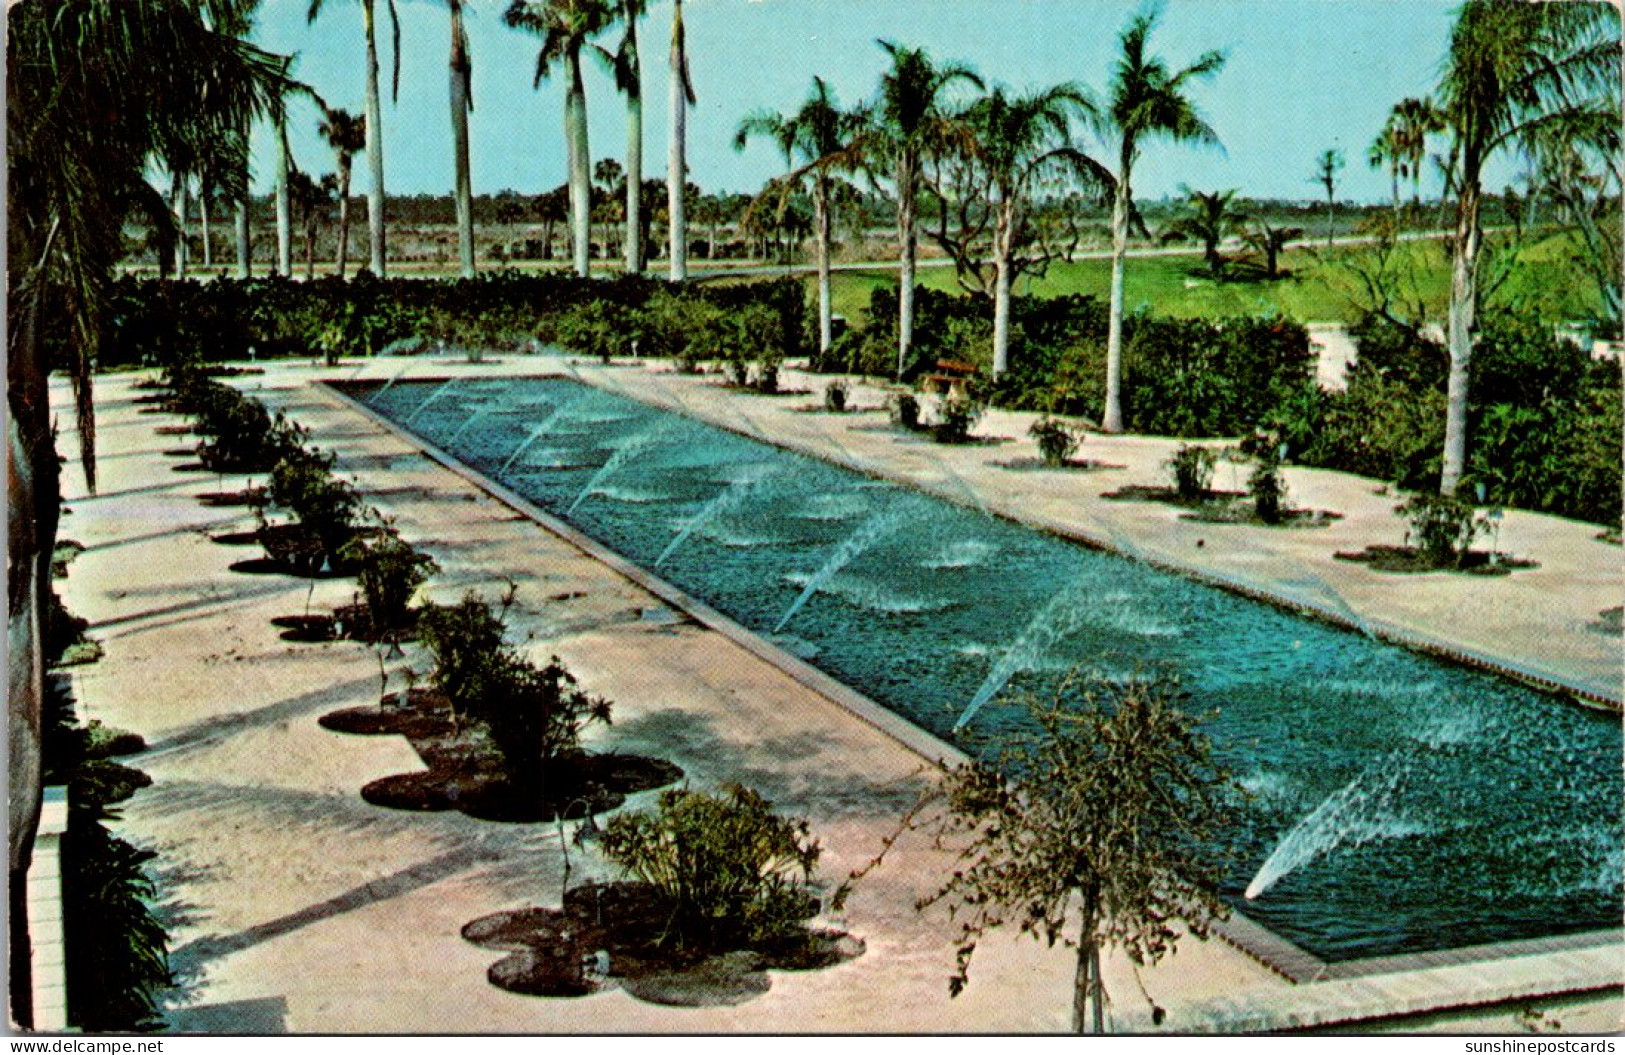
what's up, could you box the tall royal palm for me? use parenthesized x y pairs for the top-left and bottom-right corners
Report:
(667, 0), (696, 281)
(1435, 0), (1618, 495)
(308, 0), (401, 277)
(1098, 11), (1224, 433)
(735, 78), (866, 360)
(7, 1), (289, 1018)
(599, 0), (649, 273)
(506, 0), (613, 278)
(448, 0), (476, 278)
(872, 40), (982, 380)
(963, 83), (1112, 375)
(320, 106), (366, 278)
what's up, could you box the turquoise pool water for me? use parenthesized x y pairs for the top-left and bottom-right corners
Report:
(362, 376), (1623, 962)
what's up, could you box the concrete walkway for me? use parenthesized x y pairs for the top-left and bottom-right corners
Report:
(48, 364), (1623, 1033)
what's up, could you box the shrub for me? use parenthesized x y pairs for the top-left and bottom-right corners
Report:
(933, 398), (983, 444)
(1398, 492), (1488, 567)
(1287, 312), (1621, 525)
(416, 590), (515, 725)
(823, 379), (850, 413)
(598, 784), (821, 951)
(349, 531), (438, 636)
(480, 657), (612, 791)
(1029, 416), (1081, 466)
(889, 392), (921, 431)
(1249, 445), (1288, 525)
(266, 451), (364, 560)
(1167, 444), (1217, 501)
(557, 299), (635, 363)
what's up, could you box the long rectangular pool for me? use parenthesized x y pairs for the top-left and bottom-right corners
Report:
(358, 375), (1622, 963)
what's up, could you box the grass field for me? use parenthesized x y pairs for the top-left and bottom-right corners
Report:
(821, 232), (1606, 327)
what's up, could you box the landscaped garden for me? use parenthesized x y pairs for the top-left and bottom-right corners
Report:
(8, 0), (1621, 1038)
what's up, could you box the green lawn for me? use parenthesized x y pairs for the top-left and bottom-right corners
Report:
(823, 232), (1604, 327)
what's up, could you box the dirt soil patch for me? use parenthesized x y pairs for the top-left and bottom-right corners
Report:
(319, 688), (682, 822)
(1333, 545), (1537, 576)
(272, 602), (418, 645)
(462, 880), (863, 1006)
(1180, 502), (1343, 529)
(993, 456), (1126, 473)
(1101, 484), (1247, 508)
(196, 487), (268, 508)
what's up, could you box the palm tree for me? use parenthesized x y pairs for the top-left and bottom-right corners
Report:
(667, 0), (696, 281)
(1312, 148), (1344, 247)
(1368, 121), (1404, 215)
(1434, 0), (1618, 495)
(1242, 219), (1304, 279)
(1390, 96), (1445, 212)
(506, 0), (613, 279)
(319, 106), (366, 278)
(598, 0), (649, 273)
(290, 169), (338, 279)
(8, 2), (290, 1018)
(593, 156), (625, 259)
(276, 115), (295, 275)
(447, 0), (476, 278)
(1162, 187), (1244, 276)
(308, 0), (401, 277)
(960, 83), (1111, 375)
(871, 40), (983, 380)
(735, 77), (867, 360)
(1098, 10), (1224, 432)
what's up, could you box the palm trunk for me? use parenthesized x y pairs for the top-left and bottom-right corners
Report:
(1391, 163), (1401, 219)
(199, 192), (213, 268)
(1441, 175), (1480, 496)
(667, 8), (688, 282)
(235, 196), (252, 279)
(565, 49), (592, 279)
(896, 151), (917, 382)
(173, 179), (189, 279)
(305, 218), (318, 281)
(1325, 193), (1334, 248)
(450, 2), (475, 280)
(814, 177), (833, 359)
(336, 167), (353, 279)
(626, 82), (644, 274)
(1103, 155), (1132, 433)
(276, 128), (293, 277)
(363, 0), (388, 278)
(991, 196), (1014, 376)
(8, 282), (60, 1028)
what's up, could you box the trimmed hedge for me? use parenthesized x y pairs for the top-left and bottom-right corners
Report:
(822, 286), (1315, 439)
(106, 272), (811, 370)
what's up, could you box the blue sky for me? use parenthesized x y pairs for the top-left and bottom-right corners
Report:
(250, 0), (1515, 204)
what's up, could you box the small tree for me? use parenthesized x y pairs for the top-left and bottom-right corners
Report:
(482, 656), (612, 797)
(415, 588), (516, 726)
(889, 673), (1234, 1033)
(348, 530), (438, 638)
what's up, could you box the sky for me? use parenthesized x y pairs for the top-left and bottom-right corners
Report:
(249, 0), (1518, 205)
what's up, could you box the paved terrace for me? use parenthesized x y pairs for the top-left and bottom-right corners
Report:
(48, 362), (1623, 1034)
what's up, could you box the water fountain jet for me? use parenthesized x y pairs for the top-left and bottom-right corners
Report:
(656, 465), (778, 567)
(568, 428), (669, 513)
(773, 503), (910, 633)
